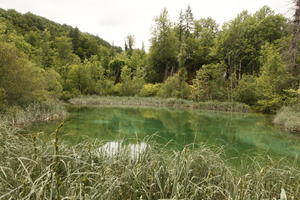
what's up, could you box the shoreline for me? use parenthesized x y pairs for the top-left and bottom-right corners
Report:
(68, 96), (252, 113)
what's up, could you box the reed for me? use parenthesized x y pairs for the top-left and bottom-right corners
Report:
(0, 124), (299, 199)
(273, 105), (300, 133)
(69, 96), (250, 113)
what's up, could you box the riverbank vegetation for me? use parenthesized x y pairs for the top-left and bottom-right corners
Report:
(0, 123), (299, 199)
(274, 105), (300, 133)
(69, 96), (251, 112)
(1, 6), (300, 117)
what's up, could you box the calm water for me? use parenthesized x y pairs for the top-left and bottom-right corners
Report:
(29, 106), (300, 165)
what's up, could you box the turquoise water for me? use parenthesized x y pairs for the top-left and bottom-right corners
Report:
(29, 106), (300, 165)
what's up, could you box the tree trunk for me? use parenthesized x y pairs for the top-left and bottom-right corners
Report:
(164, 66), (170, 81)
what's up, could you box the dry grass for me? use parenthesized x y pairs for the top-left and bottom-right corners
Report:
(273, 105), (300, 133)
(2, 101), (67, 128)
(69, 96), (251, 113)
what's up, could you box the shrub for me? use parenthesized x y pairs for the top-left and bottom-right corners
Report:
(233, 75), (259, 106)
(191, 63), (226, 101)
(95, 79), (114, 96)
(139, 83), (161, 97)
(158, 71), (190, 99)
(60, 89), (81, 101)
(0, 88), (7, 112)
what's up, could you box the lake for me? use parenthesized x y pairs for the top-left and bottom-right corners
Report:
(29, 106), (300, 167)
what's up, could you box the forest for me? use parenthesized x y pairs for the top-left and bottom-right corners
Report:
(0, 6), (300, 116)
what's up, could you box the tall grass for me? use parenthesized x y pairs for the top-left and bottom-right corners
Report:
(69, 96), (250, 113)
(196, 101), (251, 113)
(0, 124), (299, 199)
(1, 101), (67, 128)
(273, 105), (300, 133)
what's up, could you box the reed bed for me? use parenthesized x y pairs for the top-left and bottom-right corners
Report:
(69, 96), (250, 113)
(0, 124), (299, 199)
(1, 101), (67, 128)
(273, 105), (300, 133)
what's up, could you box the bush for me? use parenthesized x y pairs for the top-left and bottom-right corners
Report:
(158, 71), (190, 99)
(113, 66), (145, 96)
(233, 75), (259, 106)
(191, 63), (226, 101)
(60, 89), (81, 102)
(273, 105), (300, 132)
(0, 88), (7, 112)
(0, 42), (46, 105)
(139, 83), (161, 97)
(95, 79), (114, 96)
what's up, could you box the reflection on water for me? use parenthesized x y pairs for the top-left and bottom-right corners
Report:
(30, 106), (300, 164)
(97, 141), (148, 160)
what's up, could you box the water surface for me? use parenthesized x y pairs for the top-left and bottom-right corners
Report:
(29, 106), (300, 166)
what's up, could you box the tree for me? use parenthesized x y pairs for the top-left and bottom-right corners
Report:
(183, 5), (194, 37)
(125, 35), (135, 56)
(256, 43), (291, 113)
(191, 63), (226, 101)
(0, 42), (46, 105)
(215, 7), (287, 79)
(158, 69), (190, 99)
(148, 8), (179, 82)
(289, 0), (300, 76)
(66, 64), (90, 93)
(69, 27), (80, 54)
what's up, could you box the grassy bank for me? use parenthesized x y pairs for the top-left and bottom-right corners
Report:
(273, 105), (300, 133)
(0, 101), (67, 132)
(0, 124), (299, 199)
(69, 96), (251, 113)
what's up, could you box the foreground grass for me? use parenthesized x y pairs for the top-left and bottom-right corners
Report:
(273, 105), (300, 133)
(0, 122), (299, 199)
(69, 96), (251, 113)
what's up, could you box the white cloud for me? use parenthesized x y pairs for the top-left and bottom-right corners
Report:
(0, 0), (293, 50)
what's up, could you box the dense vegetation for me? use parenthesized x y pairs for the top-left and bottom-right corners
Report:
(1, 124), (299, 199)
(0, 6), (300, 115)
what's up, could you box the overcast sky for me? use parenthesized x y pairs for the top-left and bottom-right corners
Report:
(0, 0), (294, 50)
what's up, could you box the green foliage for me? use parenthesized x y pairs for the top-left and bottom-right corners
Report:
(66, 64), (89, 93)
(60, 89), (81, 102)
(114, 65), (145, 96)
(139, 83), (161, 97)
(255, 43), (290, 113)
(0, 88), (7, 112)
(148, 8), (179, 82)
(158, 69), (190, 99)
(95, 79), (114, 96)
(43, 69), (63, 98)
(0, 42), (47, 105)
(0, 7), (298, 114)
(215, 7), (287, 77)
(233, 75), (258, 105)
(191, 63), (226, 101)
(284, 88), (300, 105)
